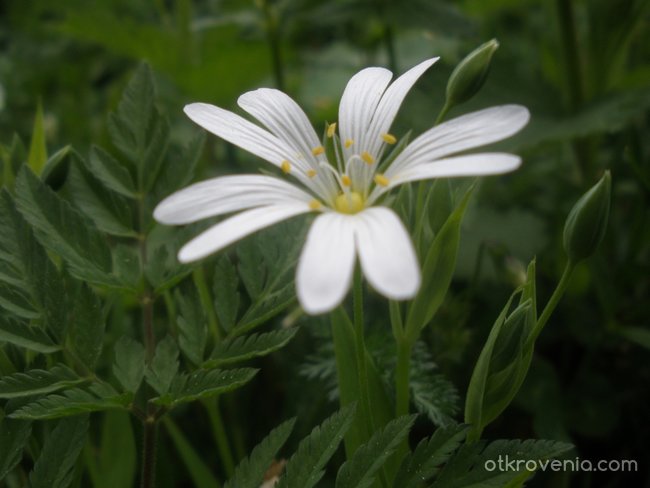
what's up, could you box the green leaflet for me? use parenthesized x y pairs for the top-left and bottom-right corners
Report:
(88, 145), (137, 198)
(0, 364), (84, 399)
(205, 328), (299, 368)
(394, 424), (469, 488)
(14, 167), (118, 287)
(335, 415), (416, 488)
(145, 335), (180, 395)
(175, 284), (208, 366)
(213, 255), (240, 334)
(68, 283), (105, 371)
(29, 416), (88, 488)
(112, 336), (146, 393)
(277, 404), (356, 488)
(224, 418), (296, 488)
(0, 317), (59, 353)
(27, 102), (47, 175)
(0, 416), (32, 481)
(152, 368), (258, 407)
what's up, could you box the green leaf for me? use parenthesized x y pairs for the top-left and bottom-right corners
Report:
(394, 424), (468, 488)
(88, 145), (137, 198)
(152, 368), (257, 407)
(617, 325), (650, 350)
(163, 417), (221, 488)
(405, 186), (474, 338)
(213, 255), (240, 333)
(224, 418), (296, 488)
(0, 317), (59, 353)
(336, 414), (416, 488)
(0, 365), (84, 399)
(145, 336), (179, 395)
(67, 158), (136, 238)
(113, 336), (146, 393)
(0, 416), (31, 481)
(431, 438), (573, 488)
(41, 145), (73, 187)
(205, 328), (298, 368)
(29, 416), (88, 488)
(277, 404), (356, 488)
(175, 285), (207, 366)
(86, 411), (137, 488)
(0, 284), (39, 319)
(27, 102), (47, 175)
(9, 383), (130, 420)
(68, 284), (105, 371)
(14, 167), (117, 287)
(150, 131), (204, 203)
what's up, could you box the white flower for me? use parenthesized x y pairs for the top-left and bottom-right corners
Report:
(154, 58), (530, 314)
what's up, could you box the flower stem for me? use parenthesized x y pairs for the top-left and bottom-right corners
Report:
(261, 0), (285, 90)
(527, 260), (576, 347)
(193, 266), (221, 342)
(395, 339), (413, 418)
(435, 100), (451, 126)
(353, 268), (375, 438)
(202, 398), (236, 478)
(141, 417), (158, 488)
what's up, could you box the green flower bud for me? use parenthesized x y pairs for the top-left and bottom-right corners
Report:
(446, 39), (499, 108)
(563, 171), (611, 263)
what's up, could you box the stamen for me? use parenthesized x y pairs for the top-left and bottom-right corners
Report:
(341, 175), (352, 187)
(312, 146), (325, 156)
(307, 169), (317, 178)
(361, 151), (375, 165)
(281, 160), (291, 174)
(381, 133), (397, 145)
(327, 123), (337, 138)
(374, 174), (390, 187)
(309, 199), (322, 210)
(344, 139), (354, 148)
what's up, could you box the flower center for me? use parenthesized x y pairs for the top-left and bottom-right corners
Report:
(334, 191), (364, 214)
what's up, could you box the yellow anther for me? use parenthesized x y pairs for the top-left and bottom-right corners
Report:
(341, 175), (352, 187)
(374, 174), (390, 187)
(307, 169), (317, 178)
(281, 160), (291, 174)
(327, 123), (337, 138)
(312, 146), (325, 156)
(361, 151), (375, 165)
(382, 133), (397, 145)
(344, 139), (354, 148)
(309, 199), (322, 210)
(335, 192), (364, 214)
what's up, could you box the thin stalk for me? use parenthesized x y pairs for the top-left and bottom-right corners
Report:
(141, 418), (158, 488)
(435, 100), (451, 126)
(528, 261), (576, 346)
(202, 398), (236, 478)
(261, 0), (285, 90)
(352, 268), (375, 439)
(193, 266), (221, 342)
(395, 339), (413, 418)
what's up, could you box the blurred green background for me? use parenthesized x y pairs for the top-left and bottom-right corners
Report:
(1, 0), (649, 487)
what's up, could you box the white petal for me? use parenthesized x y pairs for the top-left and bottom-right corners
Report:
(237, 89), (323, 165)
(178, 204), (310, 263)
(296, 212), (356, 314)
(369, 153), (521, 201)
(386, 105), (530, 176)
(184, 103), (297, 169)
(354, 207), (420, 300)
(338, 67), (393, 159)
(154, 175), (314, 225)
(365, 57), (439, 158)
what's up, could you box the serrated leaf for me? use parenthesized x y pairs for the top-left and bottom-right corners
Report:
(213, 255), (239, 333)
(431, 438), (574, 488)
(175, 284), (207, 366)
(145, 336), (179, 395)
(0, 416), (31, 481)
(29, 416), (88, 488)
(113, 336), (146, 392)
(67, 158), (136, 238)
(0, 317), (59, 353)
(0, 365), (84, 399)
(205, 328), (298, 368)
(68, 284), (105, 371)
(152, 368), (257, 407)
(225, 418), (296, 488)
(14, 167), (117, 287)
(88, 145), (137, 198)
(277, 404), (356, 488)
(27, 102), (47, 175)
(336, 414), (416, 488)
(151, 131), (204, 202)
(9, 383), (130, 420)
(394, 424), (468, 488)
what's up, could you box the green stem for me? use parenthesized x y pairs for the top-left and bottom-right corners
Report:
(353, 269), (375, 438)
(435, 100), (451, 126)
(141, 418), (158, 488)
(528, 261), (576, 346)
(261, 0), (285, 90)
(395, 339), (413, 418)
(193, 266), (221, 342)
(202, 398), (236, 478)
(555, 0), (584, 111)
